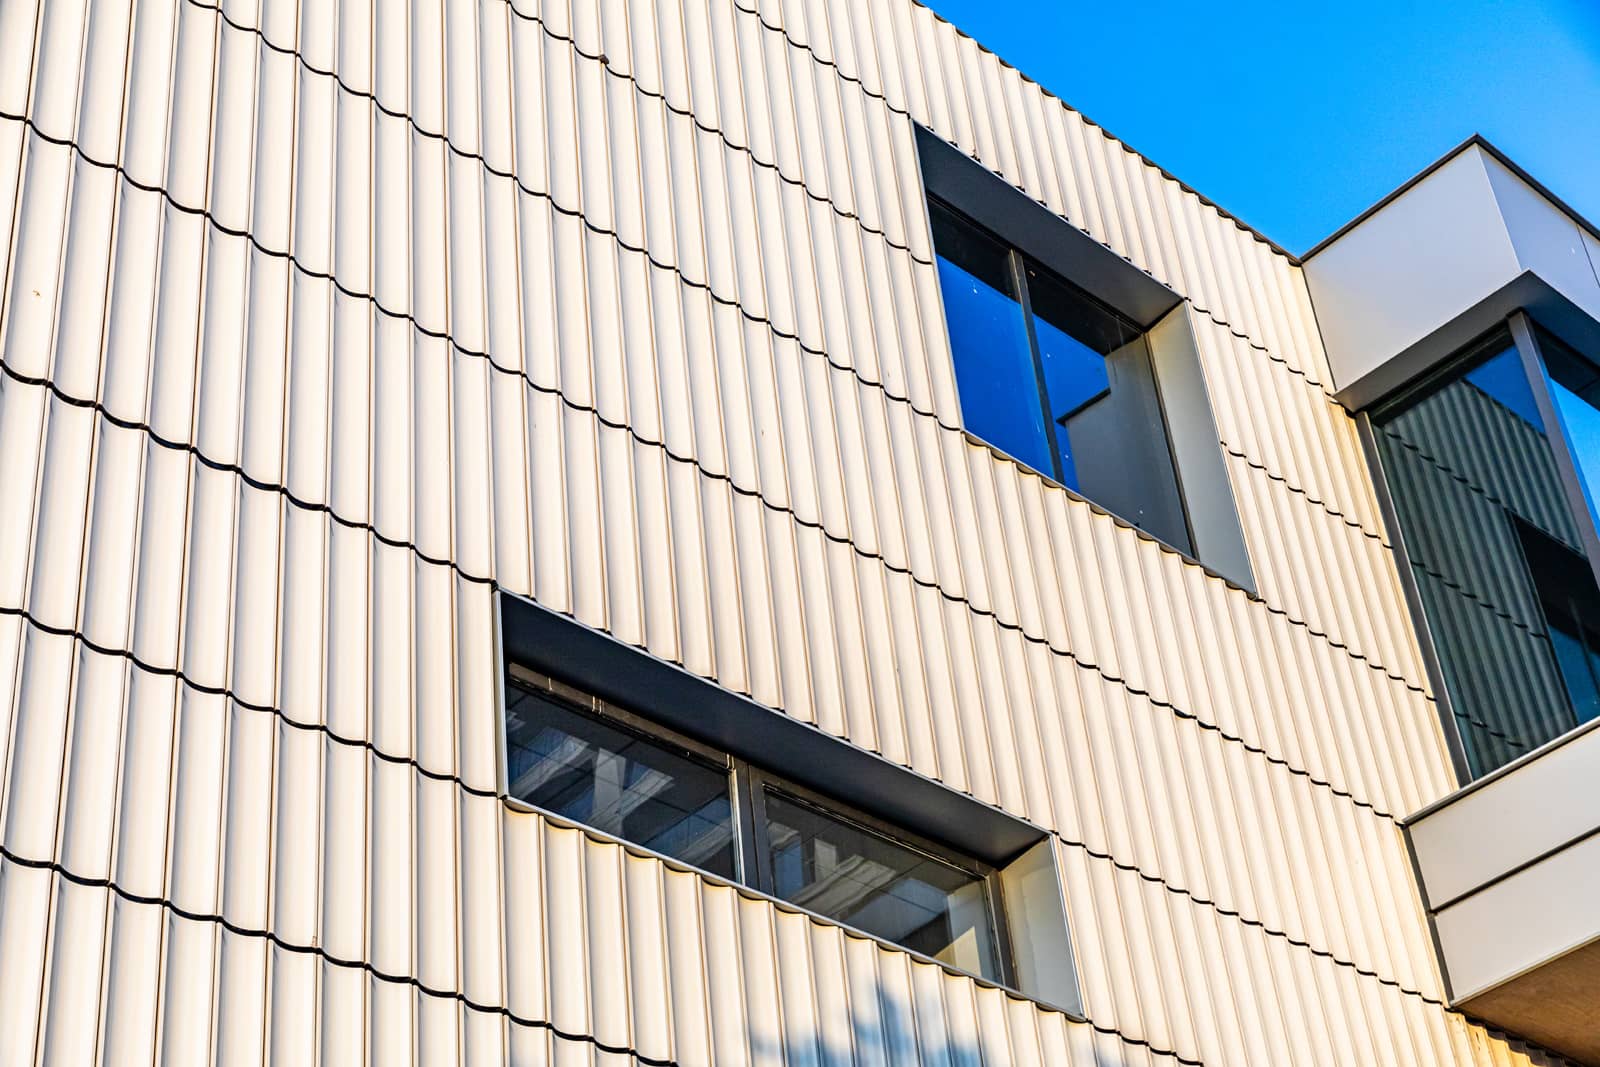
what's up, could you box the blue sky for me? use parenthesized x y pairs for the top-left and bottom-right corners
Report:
(919, 0), (1600, 254)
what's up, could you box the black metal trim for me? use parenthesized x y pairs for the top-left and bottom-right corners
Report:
(1007, 247), (1070, 484)
(915, 125), (1183, 329)
(499, 592), (1046, 865)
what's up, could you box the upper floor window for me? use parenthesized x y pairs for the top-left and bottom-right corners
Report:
(1370, 320), (1600, 777)
(929, 200), (1193, 555)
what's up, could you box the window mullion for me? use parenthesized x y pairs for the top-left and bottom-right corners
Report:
(1509, 311), (1600, 593)
(1009, 250), (1065, 484)
(985, 869), (1018, 990)
(732, 761), (771, 893)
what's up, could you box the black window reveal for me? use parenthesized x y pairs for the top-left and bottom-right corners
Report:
(503, 666), (1013, 985)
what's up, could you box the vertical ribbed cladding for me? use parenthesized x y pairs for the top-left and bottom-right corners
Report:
(0, 0), (1583, 1063)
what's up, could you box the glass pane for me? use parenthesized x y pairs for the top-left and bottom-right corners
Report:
(1537, 327), (1600, 527)
(1025, 262), (1193, 554)
(761, 789), (1001, 981)
(1024, 268), (1115, 490)
(1373, 331), (1596, 776)
(1514, 518), (1600, 727)
(928, 200), (1055, 477)
(504, 681), (737, 878)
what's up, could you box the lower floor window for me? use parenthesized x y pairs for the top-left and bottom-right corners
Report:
(503, 666), (1012, 983)
(760, 789), (1003, 979)
(503, 681), (739, 879)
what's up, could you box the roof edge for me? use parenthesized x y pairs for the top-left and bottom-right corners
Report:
(1301, 134), (1600, 262)
(904, 0), (1299, 263)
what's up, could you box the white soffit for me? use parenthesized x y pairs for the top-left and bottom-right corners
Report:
(1483, 151), (1600, 325)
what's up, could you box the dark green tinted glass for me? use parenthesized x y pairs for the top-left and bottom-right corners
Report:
(1373, 331), (1600, 776)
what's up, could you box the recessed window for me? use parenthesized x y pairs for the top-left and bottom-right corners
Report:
(760, 787), (1003, 977)
(504, 681), (739, 879)
(503, 666), (1013, 984)
(929, 198), (1192, 555)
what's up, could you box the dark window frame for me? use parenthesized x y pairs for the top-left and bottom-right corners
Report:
(504, 663), (1018, 987)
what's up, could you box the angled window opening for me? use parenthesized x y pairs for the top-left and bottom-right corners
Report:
(915, 126), (1253, 588)
(497, 593), (1084, 1014)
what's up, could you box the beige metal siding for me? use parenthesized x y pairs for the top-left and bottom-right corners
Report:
(0, 0), (1575, 1063)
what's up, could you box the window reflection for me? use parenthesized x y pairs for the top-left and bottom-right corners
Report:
(762, 790), (1001, 981)
(1538, 327), (1600, 528)
(1514, 518), (1600, 727)
(928, 200), (1192, 554)
(504, 684), (738, 878)
(929, 201), (1054, 476)
(1373, 330), (1600, 776)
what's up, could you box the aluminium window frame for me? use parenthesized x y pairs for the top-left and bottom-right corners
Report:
(1359, 311), (1600, 784)
(504, 662), (1018, 987)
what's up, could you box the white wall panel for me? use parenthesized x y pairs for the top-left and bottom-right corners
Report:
(0, 0), (1577, 1063)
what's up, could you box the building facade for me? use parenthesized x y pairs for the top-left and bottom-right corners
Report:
(0, 0), (1596, 1064)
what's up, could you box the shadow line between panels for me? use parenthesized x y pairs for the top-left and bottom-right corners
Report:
(171, 0), (1338, 402)
(0, 616), (1454, 1049)
(0, 607), (1459, 1017)
(0, 355), (1418, 828)
(0, 118), (1424, 700)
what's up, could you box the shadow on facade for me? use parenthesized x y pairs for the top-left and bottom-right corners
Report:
(744, 995), (1111, 1067)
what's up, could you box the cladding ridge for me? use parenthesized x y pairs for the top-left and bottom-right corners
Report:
(0, 0), (1572, 1062)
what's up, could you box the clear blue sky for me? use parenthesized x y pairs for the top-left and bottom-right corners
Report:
(920, 0), (1600, 254)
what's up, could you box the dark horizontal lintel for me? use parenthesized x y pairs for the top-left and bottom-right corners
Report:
(498, 592), (1043, 864)
(914, 125), (1181, 329)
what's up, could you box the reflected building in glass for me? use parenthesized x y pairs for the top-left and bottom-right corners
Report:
(1372, 329), (1600, 776)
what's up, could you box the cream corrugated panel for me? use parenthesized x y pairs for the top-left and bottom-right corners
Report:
(0, 116), (1388, 1043)
(1193, 318), (1429, 690)
(12, 380), (1470, 1045)
(0, 702), (1194, 1067)
(3, 321), (1472, 1055)
(0, 0), (1579, 1065)
(0, 448), (1569, 1067)
(0, 612), (1517, 1067)
(1227, 451), (1421, 696)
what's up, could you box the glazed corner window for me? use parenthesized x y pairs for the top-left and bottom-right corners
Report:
(503, 666), (1013, 984)
(929, 199), (1193, 555)
(1370, 322), (1600, 778)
